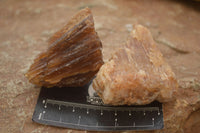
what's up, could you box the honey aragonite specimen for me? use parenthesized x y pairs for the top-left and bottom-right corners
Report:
(93, 25), (178, 105)
(26, 8), (103, 87)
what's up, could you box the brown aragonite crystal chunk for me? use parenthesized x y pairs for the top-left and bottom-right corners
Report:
(93, 25), (178, 105)
(26, 8), (103, 87)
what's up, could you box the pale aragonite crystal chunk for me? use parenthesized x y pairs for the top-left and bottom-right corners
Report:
(93, 25), (178, 105)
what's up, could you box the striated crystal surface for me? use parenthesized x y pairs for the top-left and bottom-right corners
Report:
(93, 25), (178, 105)
(26, 8), (103, 87)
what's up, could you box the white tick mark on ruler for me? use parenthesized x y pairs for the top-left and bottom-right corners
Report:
(152, 117), (155, 126)
(38, 113), (42, 120)
(158, 110), (160, 115)
(101, 110), (103, 115)
(78, 116), (81, 125)
(115, 121), (117, 127)
(115, 111), (117, 116)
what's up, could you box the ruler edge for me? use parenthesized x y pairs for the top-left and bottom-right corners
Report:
(32, 116), (164, 131)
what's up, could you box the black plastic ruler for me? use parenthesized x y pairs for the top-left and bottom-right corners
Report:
(32, 82), (164, 131)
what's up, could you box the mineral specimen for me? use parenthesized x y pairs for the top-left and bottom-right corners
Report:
(26, 8), (103, 87)
(93, 25), (178, 105)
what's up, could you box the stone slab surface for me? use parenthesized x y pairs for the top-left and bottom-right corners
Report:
(0, 0), (200, 133)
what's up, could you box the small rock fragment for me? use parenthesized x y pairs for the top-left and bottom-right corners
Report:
(93, 25), (178, 105)
(26, 8), (103, 87)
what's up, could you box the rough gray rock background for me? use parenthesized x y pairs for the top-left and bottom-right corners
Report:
(0, 0), (200, 133)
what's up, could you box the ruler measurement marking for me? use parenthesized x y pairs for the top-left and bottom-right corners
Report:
(115, 118), (118, 127)
(152, 118), (155, 126)
(115, 121), (117, 127)
(115, 110), (117, 116)
(78, 116), (81, 125)
(40, 107), (155, 128)
(45, 99), (159, 111)
(38, 113), (42, 120)
(129, 111), (132, 116)
(158, 109), (160, 115)
(39, 110), (45, 120)
(100, 110), (103, 115)
(41, 117), (154, 128)
(72, 107), (75, 112)
(37, 98), (162, 129)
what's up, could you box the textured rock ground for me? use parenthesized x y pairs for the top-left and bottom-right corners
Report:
(0, 0), (200, 133)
